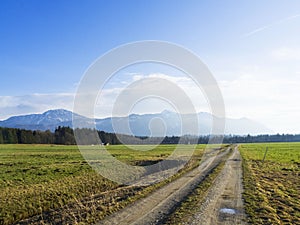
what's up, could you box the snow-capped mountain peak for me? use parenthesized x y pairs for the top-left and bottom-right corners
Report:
(0, 109), (272, 135)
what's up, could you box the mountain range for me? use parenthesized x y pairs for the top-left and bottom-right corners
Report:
(0, 109), (272, 135)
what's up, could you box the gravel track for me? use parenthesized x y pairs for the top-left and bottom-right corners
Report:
(98, 147), (231, 225)
(187, 146), (247, 225)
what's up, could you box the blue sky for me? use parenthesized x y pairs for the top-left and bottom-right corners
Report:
(1, 0), (300, 133)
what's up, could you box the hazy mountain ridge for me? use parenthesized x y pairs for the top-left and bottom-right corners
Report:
(0, 109), (272, 135)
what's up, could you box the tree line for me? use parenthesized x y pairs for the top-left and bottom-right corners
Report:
(0, 126), (300, 145)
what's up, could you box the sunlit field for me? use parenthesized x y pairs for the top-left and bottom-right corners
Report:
(240, 143), (300, 224)
(0, 144), (205, 224)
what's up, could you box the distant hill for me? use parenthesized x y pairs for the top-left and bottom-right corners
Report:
(0, 109), (74, 131)
(0, 109), (272, 135)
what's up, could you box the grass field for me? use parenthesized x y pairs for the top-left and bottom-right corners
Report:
(0, 144), (204, 224)
(239, 143), (300, 224)
(2, 143), (299, 224)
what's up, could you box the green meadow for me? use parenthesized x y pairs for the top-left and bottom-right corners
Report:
(240, 143), (300, 224)
(0, 144), (204, 224)
(1, 143), (299, 224)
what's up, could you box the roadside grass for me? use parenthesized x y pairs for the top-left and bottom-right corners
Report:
(0, 144), (207, 224)
(240, 143), (300, 224)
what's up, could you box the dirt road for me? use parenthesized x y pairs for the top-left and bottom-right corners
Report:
(187, 146), (247, 225)
(99, 147), (231, 225)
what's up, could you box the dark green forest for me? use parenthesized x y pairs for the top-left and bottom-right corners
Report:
(0, 126), (300, 145)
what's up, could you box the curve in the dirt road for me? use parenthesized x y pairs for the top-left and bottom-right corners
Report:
(97, 147), (232, 225)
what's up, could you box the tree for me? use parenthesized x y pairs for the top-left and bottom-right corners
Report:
(0, 128), (3, 144)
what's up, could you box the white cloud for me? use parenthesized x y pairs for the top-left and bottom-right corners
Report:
(132, 74), (145, 81)
(219, 75), (300, 133)
(95, 73), (208, 118)
(271, 47), (300, 61)
(1, 70), (300, 134)
(0, 93), (74, 120)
